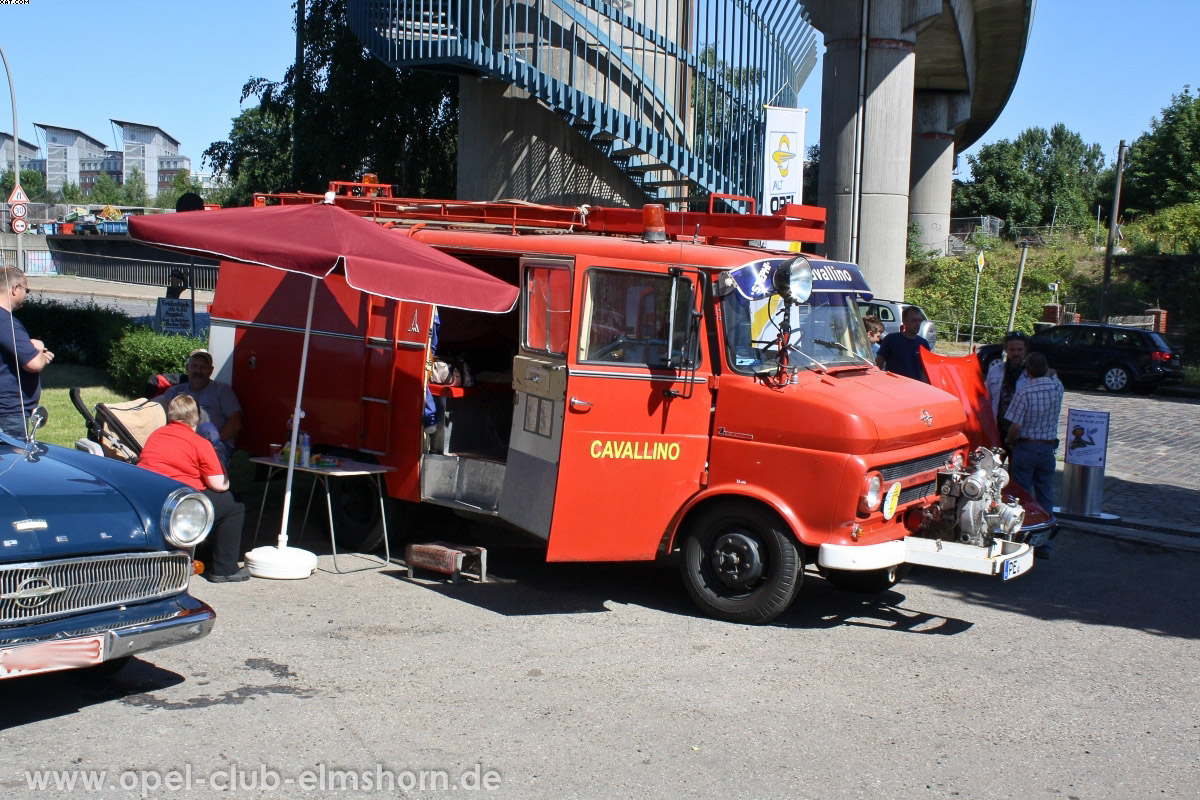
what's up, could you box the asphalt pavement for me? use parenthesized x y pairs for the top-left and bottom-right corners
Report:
(26, 274), (1200, 553)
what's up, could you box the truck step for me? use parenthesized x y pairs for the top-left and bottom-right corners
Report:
(403, 542), (488, 584)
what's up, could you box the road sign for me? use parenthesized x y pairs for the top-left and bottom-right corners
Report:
(11, 219), (27, 234)
(7, 186), (29, 204)
(10, 203), (27, 219)
(976, 251), (985, 271)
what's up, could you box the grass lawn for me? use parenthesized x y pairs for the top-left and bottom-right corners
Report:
(39, 363), (135, 448)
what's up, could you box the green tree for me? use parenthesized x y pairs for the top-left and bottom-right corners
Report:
(802, 143), (819, 206)
(0, 168), (48, 202)
(953, 124), (1105, 234)
(89, 173), (123, 204)
(1123, 87), (1200, 215)
(204, 0), (458, 205)
(59, 182), (85, 203)
(121, 167), (149, 207)
(203, 104), (293, 207)
(154, 168), (209, 209)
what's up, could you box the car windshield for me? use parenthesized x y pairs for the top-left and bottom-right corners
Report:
(722, 291), (873, 373)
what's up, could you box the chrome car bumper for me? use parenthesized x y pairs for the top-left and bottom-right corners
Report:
(1, 595), (215, 679)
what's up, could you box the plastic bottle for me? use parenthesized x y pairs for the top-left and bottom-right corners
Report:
(300, 431), (311, 468)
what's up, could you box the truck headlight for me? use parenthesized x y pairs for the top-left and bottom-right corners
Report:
(859, 471), (883, 513)
(162, 488), (215, 548)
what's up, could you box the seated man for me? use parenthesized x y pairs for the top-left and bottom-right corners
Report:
(160, 349), (242, 464)
(138, 394), (249, 582)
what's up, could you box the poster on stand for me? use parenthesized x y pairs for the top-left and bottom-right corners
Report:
(1064, 408), (1109, 467)
(761, 106), (806, 215)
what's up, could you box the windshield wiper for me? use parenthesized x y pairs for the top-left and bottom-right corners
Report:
(814, 339), (875, 368)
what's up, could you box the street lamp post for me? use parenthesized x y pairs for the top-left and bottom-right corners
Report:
(0, 45), (21, 274)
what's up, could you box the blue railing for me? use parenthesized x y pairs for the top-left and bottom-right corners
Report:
(348, 0), (817, 206)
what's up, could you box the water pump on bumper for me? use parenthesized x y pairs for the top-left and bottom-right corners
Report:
(917, 448), (1025, 547)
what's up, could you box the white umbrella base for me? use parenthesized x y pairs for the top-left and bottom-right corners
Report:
(245, 545), (319, 580)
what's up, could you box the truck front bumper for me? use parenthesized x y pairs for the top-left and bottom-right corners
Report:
(819, 536), (1034, 580)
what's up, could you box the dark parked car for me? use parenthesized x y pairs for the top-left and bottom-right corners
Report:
(0, 409), (215, 680)
(977, 323), (1183, 393)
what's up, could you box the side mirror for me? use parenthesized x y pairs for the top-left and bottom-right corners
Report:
(28, 406), (48, 437)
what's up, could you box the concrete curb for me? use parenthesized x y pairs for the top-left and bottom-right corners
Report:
(1058, 517), (1200, 553)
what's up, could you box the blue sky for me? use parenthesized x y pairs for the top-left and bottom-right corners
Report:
(3, 0), (1198, 179)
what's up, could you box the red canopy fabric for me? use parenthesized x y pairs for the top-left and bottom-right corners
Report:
(129, 203), (518, 313)
(920, 349), (1001, 450)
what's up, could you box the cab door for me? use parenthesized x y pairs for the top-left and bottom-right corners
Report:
(547, 264), (711, 561)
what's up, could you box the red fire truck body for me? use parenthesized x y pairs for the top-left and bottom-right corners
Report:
(209, 187), (1033, 622)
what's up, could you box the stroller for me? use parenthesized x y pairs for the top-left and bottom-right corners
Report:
(70, 388), (167, 463)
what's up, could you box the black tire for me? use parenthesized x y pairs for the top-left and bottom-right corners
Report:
(679, 503), (803, 624)
(981, 353), (1001, 376)
(324, 475), (387, 552)
(1102, 364), (1131, 392)
(823, 564), (910, 594)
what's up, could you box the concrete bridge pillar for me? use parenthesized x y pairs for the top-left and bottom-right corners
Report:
(808, 0), (940, 300)
(909, 91), (971, 257)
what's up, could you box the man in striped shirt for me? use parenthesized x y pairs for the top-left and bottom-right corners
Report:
(1004, 352), (1064, 558)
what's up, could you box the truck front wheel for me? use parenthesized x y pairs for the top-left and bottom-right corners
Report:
(679, 504), (802, 624)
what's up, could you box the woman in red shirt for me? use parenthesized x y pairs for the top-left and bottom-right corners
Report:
(139, 394), (249, 582)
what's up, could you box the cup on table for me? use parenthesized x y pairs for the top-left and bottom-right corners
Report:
(270, 443), (283, 463)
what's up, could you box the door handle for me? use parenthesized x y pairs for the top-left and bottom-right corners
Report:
(569, 396), (592, 411)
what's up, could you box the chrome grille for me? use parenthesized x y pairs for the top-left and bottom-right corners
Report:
(0, 552), (191, 627)
(899, 481), (937, 505)
(879, 450), (956, 482)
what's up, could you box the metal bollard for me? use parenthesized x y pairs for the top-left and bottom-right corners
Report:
(1057, 408), (1120, 522)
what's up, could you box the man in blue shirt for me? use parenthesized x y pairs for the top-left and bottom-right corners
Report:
(0, 266), (55, 438)
(875, 305), (930, 381)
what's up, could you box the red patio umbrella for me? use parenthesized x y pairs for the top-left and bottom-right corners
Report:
(129, 203), (519, 578)
(128, 202), (518, 312)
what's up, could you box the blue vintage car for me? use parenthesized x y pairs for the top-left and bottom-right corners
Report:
(0, 410), (216, 679)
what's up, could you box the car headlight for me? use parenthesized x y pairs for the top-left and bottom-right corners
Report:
(859, 471), (883, 514)
(161, 488), (215, 548)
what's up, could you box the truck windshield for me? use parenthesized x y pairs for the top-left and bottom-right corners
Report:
(722, 291), (873, 373)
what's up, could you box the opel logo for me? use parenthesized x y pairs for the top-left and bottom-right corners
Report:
(772, 134), (797, 177)
(1, 576), (67, 609)
(920, 409), (933, 427)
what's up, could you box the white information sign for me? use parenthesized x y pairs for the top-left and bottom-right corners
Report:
(156, 298), (194, 334)
(761, 106), (806, 214)
(1064, 408), (1109, 467)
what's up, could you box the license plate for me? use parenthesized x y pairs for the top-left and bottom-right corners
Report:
(1001, 547), (1034, 580)
(0, 634), (106, 678)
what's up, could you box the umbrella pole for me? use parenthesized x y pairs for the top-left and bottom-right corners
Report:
(278, 276), (318, 546)
(245, 277), (320, 579)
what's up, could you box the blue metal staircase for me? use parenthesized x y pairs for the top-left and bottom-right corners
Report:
(348, 0), (818, 207)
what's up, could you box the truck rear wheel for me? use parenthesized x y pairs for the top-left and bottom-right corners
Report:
(822, 564), (909, 594)
(679, 504), (802, 624)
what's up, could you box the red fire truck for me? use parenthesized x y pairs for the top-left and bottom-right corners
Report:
(209, 183), (1037, 623)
